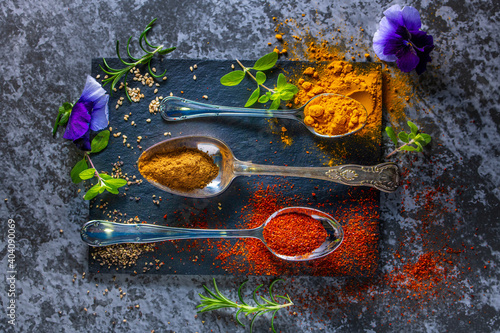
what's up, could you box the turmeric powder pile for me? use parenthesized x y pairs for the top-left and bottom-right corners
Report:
(138, 147), (219, 192)
(303, 94), (367, 136)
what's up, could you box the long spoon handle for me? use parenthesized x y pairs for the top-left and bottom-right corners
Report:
(234, 161), (400, 193)
(159, 96), (297, 121)
(81, 220), (262, 246)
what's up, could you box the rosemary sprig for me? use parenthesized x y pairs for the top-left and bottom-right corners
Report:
(197, 279), (293, 333)
(100, 18), (176, 102)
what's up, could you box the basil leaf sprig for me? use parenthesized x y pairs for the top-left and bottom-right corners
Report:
(385, 121), (432, 158)
(197, 279), (293, 333)
(100, 18), (176, 102)
(70, 130), (127, 200)
(220, 52), (299, 109)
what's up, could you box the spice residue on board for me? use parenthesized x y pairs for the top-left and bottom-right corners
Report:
(138, 147), (219, 192)
(263, 212), (327, 256)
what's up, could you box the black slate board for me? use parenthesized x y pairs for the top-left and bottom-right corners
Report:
(88, 58), (381, 276)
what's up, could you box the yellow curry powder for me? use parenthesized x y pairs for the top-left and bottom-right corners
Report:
(303, 94), (367, 136)
(138, 147), (219, 192)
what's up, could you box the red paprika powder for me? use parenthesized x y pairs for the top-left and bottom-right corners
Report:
(263, 212), (327, 256)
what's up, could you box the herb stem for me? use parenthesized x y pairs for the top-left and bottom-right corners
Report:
(84, 153), (102, 183)
(386, 138), (416, 158)
(236, 59), (276, 92)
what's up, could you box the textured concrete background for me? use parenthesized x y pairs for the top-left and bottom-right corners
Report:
(1, 0), (499, 332)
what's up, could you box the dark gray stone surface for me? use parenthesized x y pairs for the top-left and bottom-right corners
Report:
(0, 0), (499, 332)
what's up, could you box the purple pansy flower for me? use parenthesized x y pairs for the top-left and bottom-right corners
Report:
(63, 75), (109, 150)
(373, 5), (434, 74)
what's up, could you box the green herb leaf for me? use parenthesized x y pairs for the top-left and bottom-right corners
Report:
(255, 71), (266, 85)
(385, 127), (398, 146)
(414, 140), (424, 152)
(270, 98), (281, 110)
(252, 52), (278, 71)
(398, 131), (409, 143)
(281, 83), (299, 94)
(58, 111), (70, 125)
(279, 91), (295, 101)
(79, 168), (96, 180)
(104, 178), (128, 188)
(99, 173), (113, 180)
(70, 158), (89, 183)
(245, 87), (260, 107)
(90, 130), (110, 153)
(83, 183), (102, 200)
(220, 70), (245, 86)
(276, 73), (287, 90)
(105, 186), (119, 194)
(400, 145), (418, 151)
(258, 94), (270, 103)
(408, 121), (419, 136)
(417, 133), (432, 144)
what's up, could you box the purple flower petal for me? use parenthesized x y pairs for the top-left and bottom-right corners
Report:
(411, 30), (434, 49)
(89, 94), (109, 131)
(79, 75), (107, 104)
(383, 32), (406, 56)
(396, 47), (420, 72)
(373, 17), (398, 61)
(383, 5), (403, 28)
(401, 6), (422, 31)
(73, 130), (91, 151)
(415, 44), (434, 75)
(63, 101), (92, 141)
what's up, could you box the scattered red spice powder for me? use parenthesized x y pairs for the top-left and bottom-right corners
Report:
(263, 212), (327, 256)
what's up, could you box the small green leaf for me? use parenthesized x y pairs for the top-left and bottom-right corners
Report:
(255, 71), (266, 85)
(83, 183), (102, 200)
(400, 145), (418, 151)
(245, 87), (260, 107)
(220, 70), (245, 86)
(99, 173), (113, 180)
(279, 91), (295, 101)
(281, 83), (299, 94)
(276, 73), (287, 90)
(105, 186), (119, 194)
(252, 52), (278, 71)
(408, 132), (416, 140)
(258, 94), (270, 103)
(398, 131), (409, 143)
(90, 130), (110, 153)
(408, 121), (419, 136)
(385, 127), (398, 146)
(417, 133), (432, 145)
(58, 111), (70, 125)
(79, 168), (96, 180)
(269, 98), (281, 110)
(414, 141), (424, 152)
(269, 93), (279, 101)
(70, 158), (88, 183)
(104, 178), (128, 188)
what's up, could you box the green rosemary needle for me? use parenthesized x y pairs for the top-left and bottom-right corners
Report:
(100, 18), (176, 102)
(197, 279), (293, 333)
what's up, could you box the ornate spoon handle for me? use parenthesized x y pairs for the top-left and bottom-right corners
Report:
(234, 161), (400, 193)
(325, 162), (400, 192)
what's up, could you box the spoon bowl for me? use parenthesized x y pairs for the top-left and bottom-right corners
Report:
(80, 206), (344, 262)
(138, 135), (400, 198)
(159, 93), (368, 139)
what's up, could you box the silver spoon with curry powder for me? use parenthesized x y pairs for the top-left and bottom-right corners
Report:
(81, 206), (343, 262)
(138, 135), (400, 198)
(159, 93), (368, 138)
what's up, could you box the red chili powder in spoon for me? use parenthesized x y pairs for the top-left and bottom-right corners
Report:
(263, 212), (327, 256)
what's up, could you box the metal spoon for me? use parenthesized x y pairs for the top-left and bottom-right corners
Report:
(138, 135), (400, 198)
(80, 207), (343, 262)
(159, 93), (368, 139)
